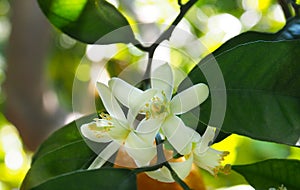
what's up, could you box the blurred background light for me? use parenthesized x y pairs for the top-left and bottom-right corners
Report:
(5, 150), (24, 171)
(240, 10), (262, 29)
(86, 44), (118, 62)
(76, 64), (91, 82)
(59, 34), (76, 49)
(207, 13), (242, 42)
(0, 18), (10, 43)
(268, 4), (285, 23)
(242, 0), (259, 11)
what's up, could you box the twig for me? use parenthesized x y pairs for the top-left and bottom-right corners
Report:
(178, 0), (183, 6)
(278, 0), (292, 19)
(291, 0), (300, 16)
(164, 162), (191, 190)
(133, 0), (198, 81)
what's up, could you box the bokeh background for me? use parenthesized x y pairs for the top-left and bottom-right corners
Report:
(0, 0), (299, 189)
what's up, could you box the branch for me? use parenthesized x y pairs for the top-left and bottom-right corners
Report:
(292, 0), (300, 16)
(164, 162), (191, 190)
(278, 0), (292, 19)
(150, 0), (197, 51)
(133, 0), (198, 81)
(131, 135), (191, 190)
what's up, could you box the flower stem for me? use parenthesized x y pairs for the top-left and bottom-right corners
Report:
(164, 162), (191, 190)
(132, 135), (191, 190)
(155, 135), (191, 190)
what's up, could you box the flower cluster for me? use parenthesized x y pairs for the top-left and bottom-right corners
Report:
(81, 63), (229, 182)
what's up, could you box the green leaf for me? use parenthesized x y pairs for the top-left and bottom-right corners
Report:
(38, 0), (135, 44)
(186, 40), (300, 146)
(30, 168), (136, 190)
(21, 115), (120, 190)
(32, 114), (96, 163)
(213, 31), (275, 57)
(233, 159), (300, 190)
(214, 17), (300, 56)
(22, 140), (97, 190)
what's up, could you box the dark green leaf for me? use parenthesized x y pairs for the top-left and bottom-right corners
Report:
(32, 114), (96, 163)
(186, 40), (300, 146)
(38, 0), (135, 44)
(233, 159), (300, 190)
(213, 31), (275, 56)
(214, 17), (300, 57)
(21, 115), (117, 190)
(30, 168), (136, 190)
(22, 140), (97, 190)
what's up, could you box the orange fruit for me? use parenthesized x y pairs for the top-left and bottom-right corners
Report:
(114, 147), (206, 190)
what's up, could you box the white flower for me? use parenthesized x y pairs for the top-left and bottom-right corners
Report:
(81, 82), (161, 168)
(109, 63), (209, 155)
(146, 126), (230, 182)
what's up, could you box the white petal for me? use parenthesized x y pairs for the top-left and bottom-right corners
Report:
(135, 118), (163, 144)
(126, 89), (157, 127)
(146, 166), (174, 183)
(161, 116), (199, 155)
(170, 83), (209, 114)
(108, 77), (142, 108)
(193, 147), (228, 175)
(198, 126), (216, 153)
(88, 141), (120, 169)
(96, 82), (126, 121)
(125, 131), (156, 166)
(107, 119), (130, 141)
(151, 63), (174, 101)
(81, 122), (112, 143)
(169, 154), (193, 180)
(146, 154), (193, 183)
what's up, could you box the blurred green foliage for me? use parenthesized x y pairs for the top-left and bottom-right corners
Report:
(0, 0), (300, 189)
(46, 33), (86, 110)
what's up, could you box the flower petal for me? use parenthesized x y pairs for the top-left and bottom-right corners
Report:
(125, 131), (156, 167)
(126, 89), (157, 127)
(135, 118), (162, 143)
(193, 147), (229, 175)
(81, 121), (112, 143)
(161, 116), (200, 155)
(146, 154), (193, 183)
(198, 126), (216, 153)
(88, 141), (120, 169)
(107, 119), (130, 141)
(96, 82), (126, 121)
(151, 63), (174, 101)
(136, 118), (162, 133)
(169, 154), (193, 180)
(108, 77), (142, 108)
(170, 83), (209, 114)
(146, 166), (173, 183)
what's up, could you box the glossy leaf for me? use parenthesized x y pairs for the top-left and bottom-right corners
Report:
(21, 115), (116, 190)
(214, 17), (300, 57)
(38, 0), (135, 44)
(233, 159), (300, 190)
(30, 168), (136, 190)
(32, 114), (96, 163)
(186, 40), (300, 146)
(213, 31), (275, 57)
